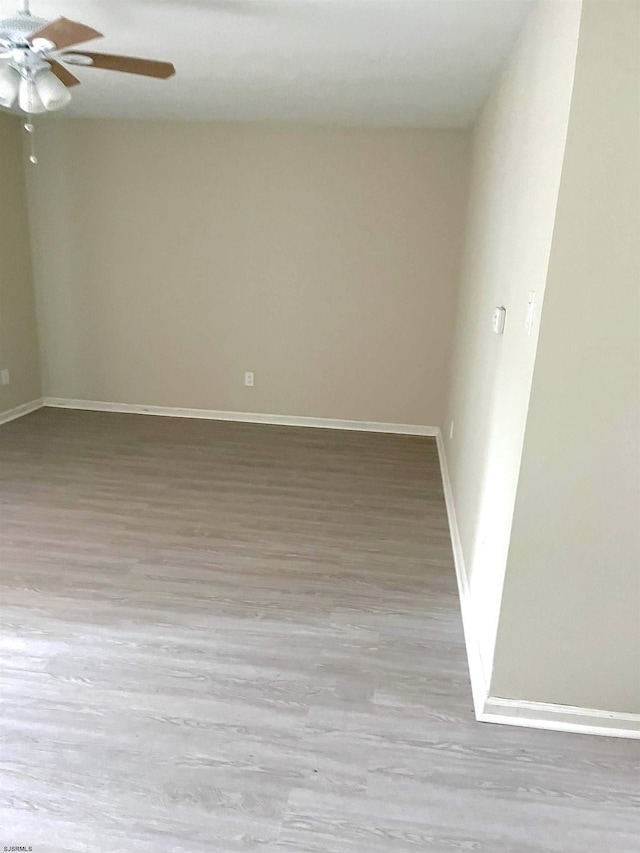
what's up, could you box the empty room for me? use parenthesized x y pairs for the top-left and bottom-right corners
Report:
(1, 0), (638, 850)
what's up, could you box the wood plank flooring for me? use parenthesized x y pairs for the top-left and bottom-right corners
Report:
(1, 407), (638, 852)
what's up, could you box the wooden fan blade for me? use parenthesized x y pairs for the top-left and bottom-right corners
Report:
(30, 17), (103, 51)
(63, 52), (175, 79)
(49, 60), (81, 88)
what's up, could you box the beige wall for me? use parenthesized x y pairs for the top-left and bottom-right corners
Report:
(442, 1), (582, 678)
(0, 113), (41, 414)
(491, 0), (640, 714)
(27, 121), (469, 425)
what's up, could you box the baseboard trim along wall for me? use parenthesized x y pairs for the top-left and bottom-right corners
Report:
(41, 398), (438, 436)
(5, 397), (638, 738)
(435, 432), (640, 740)
(435, 430), (490, 718)
(481, 696), (640, 739)
(0, 397), (43, 426)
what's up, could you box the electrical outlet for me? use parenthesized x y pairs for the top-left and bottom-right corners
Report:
(0, 369), (9, 386)
(244, 372), (254, 387)
(449, 421), (454, 440)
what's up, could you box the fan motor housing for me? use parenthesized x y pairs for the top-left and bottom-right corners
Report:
(0, 15), (49, 44)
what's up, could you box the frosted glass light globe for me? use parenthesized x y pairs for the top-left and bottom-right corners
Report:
(18, 76), (47, 114)
(0, 63), (20, 108)
(35, 69), (72, 111)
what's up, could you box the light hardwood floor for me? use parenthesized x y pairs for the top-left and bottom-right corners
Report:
(1, 408), (638, 852)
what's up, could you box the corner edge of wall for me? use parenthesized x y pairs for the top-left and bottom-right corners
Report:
(435, 429), (490, 718)
(0, 397), (43, 426)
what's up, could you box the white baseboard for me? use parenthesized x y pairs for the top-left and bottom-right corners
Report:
(481, 696), (640, 739)
(435, 430), (489, 718)
(0, 397), (43, 426)
(42, 398), (438, 436)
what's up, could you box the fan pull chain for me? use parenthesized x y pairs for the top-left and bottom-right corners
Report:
(24, 118), (38, 164)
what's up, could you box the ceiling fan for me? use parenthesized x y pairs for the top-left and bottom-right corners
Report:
(0, 1), (175, 116)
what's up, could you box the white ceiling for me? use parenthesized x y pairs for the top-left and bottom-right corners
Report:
(5, 0), (534, 126)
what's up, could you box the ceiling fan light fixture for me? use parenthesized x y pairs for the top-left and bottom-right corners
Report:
(35, 68), (72, 110)
(18, 74), (46, 113)
(0, 61), (19, 107)
(1, 5), (175, 122)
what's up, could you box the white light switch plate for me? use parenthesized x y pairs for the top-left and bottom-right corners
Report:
(492, 307), (506, 335)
